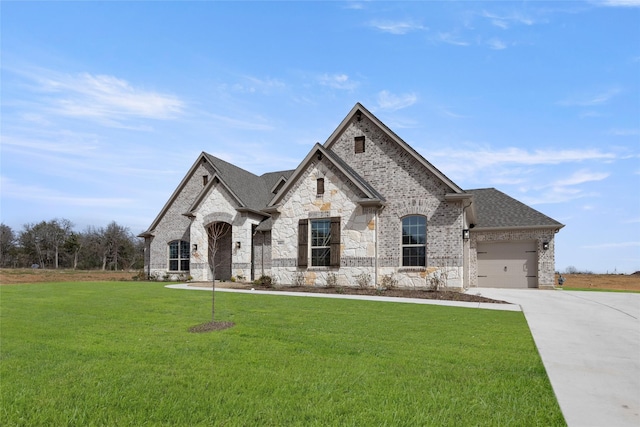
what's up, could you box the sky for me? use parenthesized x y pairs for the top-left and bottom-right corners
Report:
(1, 1), (639, 274)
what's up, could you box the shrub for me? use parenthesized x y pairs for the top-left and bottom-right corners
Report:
(254, 275), (276, 288)
(356, 272), (371, 289)
(292, 271), (305, 287)
(379, 274), (398, 290)
(326, 272), (338, 288)
(428, 269), (448, 291)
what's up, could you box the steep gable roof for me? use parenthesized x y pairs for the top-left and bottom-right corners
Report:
(266, 143), (385, 211)
(324, 103), (466, 194)
(467, 188), (564, 230)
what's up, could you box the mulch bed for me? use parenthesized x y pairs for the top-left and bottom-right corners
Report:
(188, 321), (235, 333)
(190, 282), (509, 305)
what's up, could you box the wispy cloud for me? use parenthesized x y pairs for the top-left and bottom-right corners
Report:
(11, 67), (185, 128)
(0, 176), (134, 208)
(205, 112), (275, 131)
(431, 146), (616, 168)
(559, 88), (621, 107)
(608, 128), (640, 136)
(376, 90), (418, 111)
(369, 20), (426, 35)
(486, 38), (507, 50)
(593, 0), (640, 7)
(318, 73), (359, 90)
(481, 10), (535, 29)
(435, 32), (469, 46)
(582, 241), (640, 249)
(225, 75), (286, 94)
(551, 169), (609, 186)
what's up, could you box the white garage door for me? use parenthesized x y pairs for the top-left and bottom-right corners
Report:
(477, 241), (538, 288)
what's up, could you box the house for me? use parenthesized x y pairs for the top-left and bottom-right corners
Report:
(140, 103), (564, 289)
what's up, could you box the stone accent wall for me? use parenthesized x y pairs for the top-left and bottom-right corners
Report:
(190, 185), (266, 282)
(469, 228), (558, 288)
(271, 157), (377, 287)
(328, 116), (465, 288)
(146, 161), (214, 279)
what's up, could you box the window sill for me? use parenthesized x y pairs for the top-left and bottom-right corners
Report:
(398, 267), (427, 272)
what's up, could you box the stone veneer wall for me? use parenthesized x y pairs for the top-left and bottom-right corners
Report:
(469, 229), (558, 288)
(189, 183), (265, 282)
(327, 116), (465, 288)
(271, 157), (377, 287)
(146, 161), (214, 279)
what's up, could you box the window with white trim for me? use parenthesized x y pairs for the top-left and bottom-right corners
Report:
(168, 240), (190, 271)
(402, 216), (426, 266)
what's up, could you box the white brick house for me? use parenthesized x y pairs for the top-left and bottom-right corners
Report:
(141, 103), (564, 289)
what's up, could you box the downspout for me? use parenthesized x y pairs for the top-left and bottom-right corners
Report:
(374, 207), (381, 288)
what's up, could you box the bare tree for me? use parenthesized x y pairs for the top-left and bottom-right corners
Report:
(0, 224), (17, 268)
(207, 222), (231, 322)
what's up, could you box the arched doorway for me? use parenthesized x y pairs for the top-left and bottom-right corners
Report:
(207, 222), (232, 281)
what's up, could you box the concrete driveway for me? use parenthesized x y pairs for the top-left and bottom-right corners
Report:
(471, 288), (640, 427)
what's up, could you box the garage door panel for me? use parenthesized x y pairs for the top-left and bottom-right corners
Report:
(477, 242), (537, 288)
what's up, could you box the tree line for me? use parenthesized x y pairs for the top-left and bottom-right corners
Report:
(0, 219), (144, 270)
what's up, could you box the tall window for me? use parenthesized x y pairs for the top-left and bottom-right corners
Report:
(298, 217), (341, 268)
(311, 219), (331, 266)
(402, 216), (426, 266)
(169, 240), (190, 271)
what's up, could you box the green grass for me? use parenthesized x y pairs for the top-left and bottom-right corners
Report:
(1, 282), (565, 426)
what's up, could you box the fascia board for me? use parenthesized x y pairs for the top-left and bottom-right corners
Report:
(472, 224), (565, 233)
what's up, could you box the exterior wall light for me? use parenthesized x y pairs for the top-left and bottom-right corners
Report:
(192, 244), (198, 252)
(462, 229), (470, 240)
(236, 241), (241, 249)
(542, 242), (550, 250)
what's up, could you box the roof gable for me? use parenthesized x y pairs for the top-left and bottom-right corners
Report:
(266, 143), (384, 211)
(324, 103), (465, 194)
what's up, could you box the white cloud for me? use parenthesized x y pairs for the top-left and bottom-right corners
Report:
(559, 88), (621, 107)
(318, 73), (359, 90)
(11, 67), (185, 127)
(551, 169), (609, 186)
(376, 90), (418, 111)
(430, 146), (616, 169)
(486, 38), (507, 50)
(46, 72), (183, 119)
(436, 32), (469, 46)
(582, 241), (640, 249)
(481, 10), (535, 29)
(594, 0), (640, 7)
(608, 128), (640, 136)
(0, 176), (133, 208)
(369, 20), (426, 35)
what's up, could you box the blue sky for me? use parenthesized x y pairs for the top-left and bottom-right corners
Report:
(1, 1), (639, 274)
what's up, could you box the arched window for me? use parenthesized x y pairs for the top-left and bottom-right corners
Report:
(168, 240), (190, 271)
(402, 216), (426, 267)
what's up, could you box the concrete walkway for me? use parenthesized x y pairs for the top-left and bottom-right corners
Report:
(471, 288), (640, 427)
(167, 284), (640, 426)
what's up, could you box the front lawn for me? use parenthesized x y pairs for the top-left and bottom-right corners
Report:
(0, 282), (565, 426)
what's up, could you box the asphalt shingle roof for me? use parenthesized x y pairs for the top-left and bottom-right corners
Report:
(204, 153), (294, 211)
(467, 188), (563, 229)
